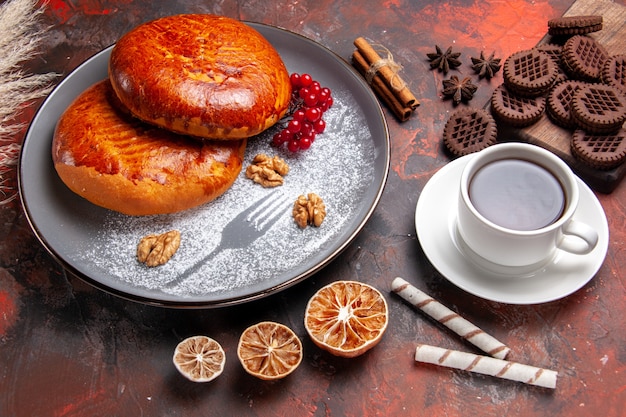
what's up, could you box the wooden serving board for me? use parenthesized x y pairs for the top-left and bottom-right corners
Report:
(494, 0), (626, 193)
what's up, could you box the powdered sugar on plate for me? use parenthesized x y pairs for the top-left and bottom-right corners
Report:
(76, 86), (378, 301)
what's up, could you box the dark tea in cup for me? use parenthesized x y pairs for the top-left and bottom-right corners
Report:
(468, 159), (565, 231)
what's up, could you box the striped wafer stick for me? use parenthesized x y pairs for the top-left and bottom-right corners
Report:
(415, 343), (558, 389)
(391, 277), (510, 359)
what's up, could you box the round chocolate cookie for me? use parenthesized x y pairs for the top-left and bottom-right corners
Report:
(601, 54), (626, 96)
(534, 44), (569, 84)
(491, 83), (546, 127)
(562, 35), (609, 81)
(503, 49), (558, 97)
(547, 15), (603, 36)
(571, 128), (626, 170)
(571, 83), (626, 134)
(443, 107), (497, 156)
(547, 80), (588, 128)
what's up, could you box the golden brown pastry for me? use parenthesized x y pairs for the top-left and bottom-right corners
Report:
(52, 79), (246, 216)
(108, 14), (292, 140)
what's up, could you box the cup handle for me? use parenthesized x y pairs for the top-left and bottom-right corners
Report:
(558, 220), (599, 255)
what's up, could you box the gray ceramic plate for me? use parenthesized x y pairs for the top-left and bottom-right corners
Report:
(18, 23), (389, 307)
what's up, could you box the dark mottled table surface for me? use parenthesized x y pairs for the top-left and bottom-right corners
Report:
(1, 0), (624, 416)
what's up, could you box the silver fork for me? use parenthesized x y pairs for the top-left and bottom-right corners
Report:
(164, 191), (292, 288)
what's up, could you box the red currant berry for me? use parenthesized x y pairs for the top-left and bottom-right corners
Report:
(300, 121), (314, 136)
(287, 119), (302, 134)
(286, 129), (298, 140)
(298, 87), (310, 100)
(299, 136), (312, 150)
(292, 109), (306, 122)
(320, 96), (334, 112)
(318, 89), (330, 103)
(304, 93), (319, 108)
(301, 128), (316, 141)
(305, 107), (321, 122)
(300, 73), (313, 88)
(309, 83), (321, 96)
(272, 130), (288, 146)
(313, 118), (326, 134)
(289, 73), (301, 89)
(287, 139), (300, 152)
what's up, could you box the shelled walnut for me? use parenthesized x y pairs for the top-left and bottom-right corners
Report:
(293, 193), (326, 229)
(137, 230), (181, 267)
(245, 154), (289, 187)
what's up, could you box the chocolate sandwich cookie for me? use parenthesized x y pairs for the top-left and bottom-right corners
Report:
(562, 35), (609, 81)
(571, 83), (626, 134)
(443, 107), (497, 156)
(571, 128), (626, 170)
(491, 83), (546, 127)
(503, 49), (558, 97)
(601, 54), (626, 96)
(547, 15), (603, 36)
(534, 44), (568, 84)
(547, 80), (588, 128)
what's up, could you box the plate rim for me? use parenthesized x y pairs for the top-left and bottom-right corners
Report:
(17, 22), (390, 308)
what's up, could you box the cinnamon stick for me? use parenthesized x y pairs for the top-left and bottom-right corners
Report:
(354, 37), (418, 110)
(352, 51), (412, 122)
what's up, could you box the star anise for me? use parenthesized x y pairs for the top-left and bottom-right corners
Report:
(470, 51), (501, 79)
(427, 45), (462, 74)
(442, 75), (478, 104)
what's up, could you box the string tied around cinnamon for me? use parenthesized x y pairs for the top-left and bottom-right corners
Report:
(364, 42), (407, 92)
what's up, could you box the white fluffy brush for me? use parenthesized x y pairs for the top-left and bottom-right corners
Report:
(0, 0), (56, 204)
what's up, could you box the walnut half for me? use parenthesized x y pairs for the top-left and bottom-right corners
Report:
(246, 154), (290, 187)
(293, 193), (326, 229)
(137, 230), (181, 267)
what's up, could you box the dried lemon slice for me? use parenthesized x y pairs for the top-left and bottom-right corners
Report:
(173, 335), (226, 382)
(237, 321), (303, 380)
(304, 280), (388, 358)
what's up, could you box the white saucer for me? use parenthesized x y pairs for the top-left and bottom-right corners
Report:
(415, 155), (609, 304)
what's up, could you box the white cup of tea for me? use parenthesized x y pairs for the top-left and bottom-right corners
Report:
(456, 142), (598, 270)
